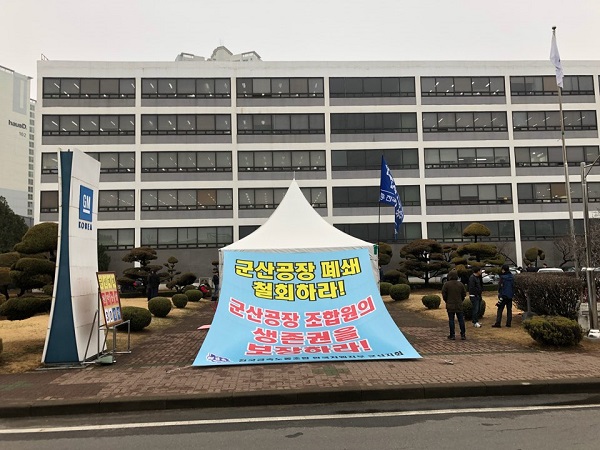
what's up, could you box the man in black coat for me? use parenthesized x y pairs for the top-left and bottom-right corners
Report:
(468, 268), (483, 328)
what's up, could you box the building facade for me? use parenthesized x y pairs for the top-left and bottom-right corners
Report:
(35, 53), (600, 275)
(1, 65), (34, 224)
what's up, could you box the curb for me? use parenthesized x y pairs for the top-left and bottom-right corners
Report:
(3, 378), (600, 418)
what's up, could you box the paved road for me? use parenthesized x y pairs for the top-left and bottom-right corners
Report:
(2, 394), (600, 449)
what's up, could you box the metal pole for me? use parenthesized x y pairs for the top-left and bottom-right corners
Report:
(581, 161), (599, 331)
(553, 27), (579, 275)
(558, 88), (579, 275)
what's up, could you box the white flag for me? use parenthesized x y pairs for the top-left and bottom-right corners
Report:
(550, 33), (564, 88)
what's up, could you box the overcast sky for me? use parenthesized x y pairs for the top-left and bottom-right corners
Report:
(2, 0), (600, 99)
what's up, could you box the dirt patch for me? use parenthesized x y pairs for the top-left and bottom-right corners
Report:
(0, 297), (207, 374)
(387, 288), (598, 352)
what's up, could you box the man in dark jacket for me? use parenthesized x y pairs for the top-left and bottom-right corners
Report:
(468, 268), (483, 328)
(442, 270), (467, 340)
(493, 264), (514, 327)
(147, 269), (160, 301)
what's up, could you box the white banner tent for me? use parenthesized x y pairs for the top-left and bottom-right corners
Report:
(221, 180), (379, 278)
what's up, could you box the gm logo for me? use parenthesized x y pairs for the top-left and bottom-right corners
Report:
(79, 185), (93, 223)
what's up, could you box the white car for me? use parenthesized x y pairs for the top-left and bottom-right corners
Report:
(537, 267), (564, 273)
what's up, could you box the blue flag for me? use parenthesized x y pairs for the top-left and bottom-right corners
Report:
(380, 156), (404, 238)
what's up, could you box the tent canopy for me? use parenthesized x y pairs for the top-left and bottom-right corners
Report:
(224, 180), (374, 253)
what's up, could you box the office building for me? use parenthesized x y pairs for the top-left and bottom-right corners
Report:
(1, 65), (34, 224)
(35, 49), (600, 274)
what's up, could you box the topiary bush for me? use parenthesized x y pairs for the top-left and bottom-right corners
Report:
(422, 294), (441, 309)
(389, 283), (411, 301)
(0, 297), (46, 320)
(513, 273), (581, 320)
(172, 293), (188, 308)
(380, 282), (392, 296)
(121, 306), (152, 331)
(462, 297), (487, 320)
(42, 284), (54, 296)
(182, 285), (197, 292)
(382, 270), (408, 285)
(0, 293), (6, 307)
(523, 316), (584, 347)
(148, 296), (172, 317)
(185, 289), (203, 302)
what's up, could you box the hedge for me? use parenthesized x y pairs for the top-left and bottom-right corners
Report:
(379, 282), (392, 296)
(422, 294), (441, 309)
(389, 284), (411, 301)
(148, 296), (172, 317)
(513, 273), (581, 320)
(523, 316), (584, 346)
(185, 289), (204, 302)
(0, 297), (50, 321)
(462, 297), (487, 320)
(172, 293), (188, 308)
(121, 306), (152, 331)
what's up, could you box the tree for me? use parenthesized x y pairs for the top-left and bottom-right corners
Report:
(462, 222), (491, 244)
(10, 222), (58, 296)
(118, 246), (164, 292)
(398, 239), (450, 286)
(524, 247), (546, 267)
(13, 222), (59, 261)
(0, 196), (29, 254)
(163, 256), (181, 284)
(457, 223), (504, 274)
(0, 252), (20, 298)
(377, 242), (393, 267)
(166, 272), (197, 293)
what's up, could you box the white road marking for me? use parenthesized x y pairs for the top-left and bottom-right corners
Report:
(1, 403), (600, 435)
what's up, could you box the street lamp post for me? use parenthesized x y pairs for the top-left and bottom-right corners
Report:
(581, 160), (600, 334)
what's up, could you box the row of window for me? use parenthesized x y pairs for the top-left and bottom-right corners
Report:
(40, 146), (600, 175)
(95, 219), (585, 250)
(42, 112), (598, 136)
(42, 75), (597, 99)
(38, 182), (600, 213)
(41, 112), (599, 136)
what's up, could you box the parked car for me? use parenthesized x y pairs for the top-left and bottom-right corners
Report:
(481, 271), (499, 284)
(537, 267), (565, 273)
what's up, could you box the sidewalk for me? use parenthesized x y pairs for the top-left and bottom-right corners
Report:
(2, 300), (600, 418)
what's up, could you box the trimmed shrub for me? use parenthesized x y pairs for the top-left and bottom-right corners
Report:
(389, 283), (411, 301)
(0, 293), (6, 307)
(172, 293), (188, 308)
(422, 294), (441, 309)
(382, 270), (408, 285)
(523, 316), (584, 347)
(42, 284), (54, 296)
(121, 306), (152, 331)
(380, 282), (392, 296)
(182, 285), (196, 292)
(0, 297), (46, 320)
(513, 273), (581, 320)
(148, 296), (172, 317)
(185, 289), (204, 302)
(166, 272), (197, 293)
(462, 297), (487, 320)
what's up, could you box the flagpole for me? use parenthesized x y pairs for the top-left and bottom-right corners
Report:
(552, 26), (579, 274)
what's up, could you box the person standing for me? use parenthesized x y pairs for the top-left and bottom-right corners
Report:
(147, 269), (160, 301)
(441, 270), (467, 340)
(493, 264), (514, 328)
(211, 268), (220, 302)
(468, 268), (483, 328)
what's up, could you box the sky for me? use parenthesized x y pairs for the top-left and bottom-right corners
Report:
(2, 0), (600, 99)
